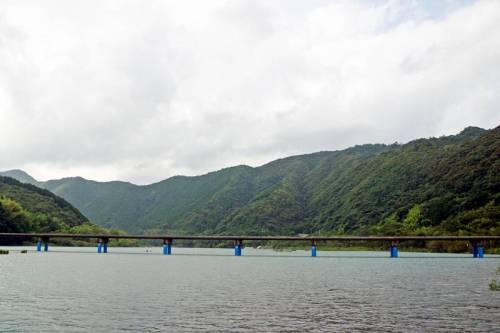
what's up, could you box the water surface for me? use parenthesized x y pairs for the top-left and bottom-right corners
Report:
(1, 247), (499, 332)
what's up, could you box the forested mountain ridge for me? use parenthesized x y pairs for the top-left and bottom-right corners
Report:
(0, 176), (90, 237)
(0, 176), (88, 228)
(0, 176), (137, 245)
(1, 126), (498, 237)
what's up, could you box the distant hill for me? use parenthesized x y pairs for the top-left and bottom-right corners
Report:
(0, 169), (38, 185)
(2, 126), (498, 237)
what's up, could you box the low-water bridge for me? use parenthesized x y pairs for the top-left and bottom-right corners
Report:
(0, 233), (500, 258)
(1, 233), (499, 258)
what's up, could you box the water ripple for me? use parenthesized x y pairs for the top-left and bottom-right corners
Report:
(0, 247), (499, 332)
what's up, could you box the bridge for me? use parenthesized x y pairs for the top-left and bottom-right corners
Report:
(0, 233), (499, 258)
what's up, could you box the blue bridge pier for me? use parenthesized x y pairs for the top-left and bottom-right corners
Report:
(36, 237), (49, 252)
(97, 238), (109, 253)
(163, 239), (172, 255)
(234, 239), (243, 256)
(472, 242), (484, 258)
(390, 241), (398, 258)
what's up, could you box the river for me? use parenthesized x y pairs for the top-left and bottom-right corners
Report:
(1, 247), (499, 332)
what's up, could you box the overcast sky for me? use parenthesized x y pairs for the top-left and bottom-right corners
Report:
(0, 0), (499, 184)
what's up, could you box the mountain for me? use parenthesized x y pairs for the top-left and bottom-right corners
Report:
(0, 176), (88, 227)
(0, 169), (38, 185)
(0, 175), (90, 240)
(1, 126), (498, 237)
(0, 176), (138, 246)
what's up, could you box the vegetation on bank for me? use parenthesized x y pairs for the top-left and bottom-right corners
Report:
(490, 267), (500, 291)
(263, 239), (500, 254)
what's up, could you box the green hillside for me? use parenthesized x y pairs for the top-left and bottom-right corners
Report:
(0, 176), (88, 229)
(0, 176), (136, 246)
(0, 175), (91, 243)
(2, 126), (498, 238)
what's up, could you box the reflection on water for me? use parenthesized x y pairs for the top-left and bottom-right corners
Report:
(1, 247), (499, 332)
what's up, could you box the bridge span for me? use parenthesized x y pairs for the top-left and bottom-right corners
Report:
(0, 233), (498, 258)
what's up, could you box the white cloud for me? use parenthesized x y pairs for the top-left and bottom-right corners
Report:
(0, 0), (498, 184)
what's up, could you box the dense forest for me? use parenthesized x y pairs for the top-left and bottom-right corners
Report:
(1, 126), (498, 242)
(0, 175), (88, 232)
(0, 176), (131, 245)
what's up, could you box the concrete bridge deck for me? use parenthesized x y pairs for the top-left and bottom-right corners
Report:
(1, 233), (498, 257)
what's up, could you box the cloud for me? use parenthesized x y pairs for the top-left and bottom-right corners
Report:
(0, 0), (498, 184)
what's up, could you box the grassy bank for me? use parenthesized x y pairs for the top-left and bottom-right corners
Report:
(264, 240), (500, 254)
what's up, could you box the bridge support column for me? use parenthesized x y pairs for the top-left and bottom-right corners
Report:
(390, 241), (398, 258)
(36, 238), (42, 252)
(311, 240), (317, 257)
(163, 239), (172, 255)
(234, 240), (242, 256)
(97, 239), (103, 253)
(472, 242), (484, 258)
(103, 238), (108, 253)
(43, 237), (49, 252)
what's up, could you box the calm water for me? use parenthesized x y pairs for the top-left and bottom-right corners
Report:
(1, 247), (499, 332)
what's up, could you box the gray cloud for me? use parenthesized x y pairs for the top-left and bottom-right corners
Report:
(0, 0), (499, 184)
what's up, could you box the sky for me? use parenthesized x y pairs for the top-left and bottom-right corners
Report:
(0, 0), (499, 184)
